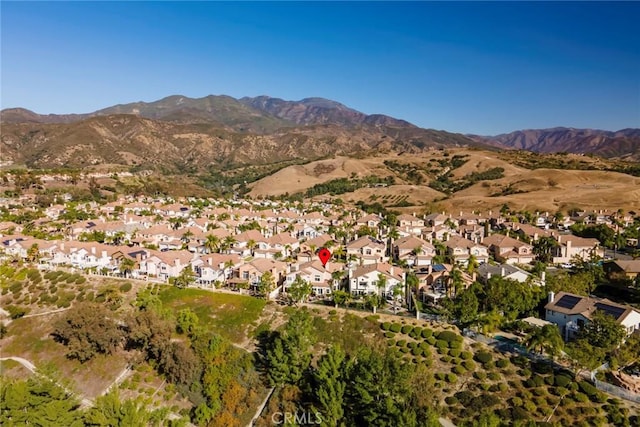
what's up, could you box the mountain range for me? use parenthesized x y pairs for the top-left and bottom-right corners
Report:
(1, 95), (638, 170)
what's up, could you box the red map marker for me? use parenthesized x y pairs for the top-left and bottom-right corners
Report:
(318, 248), (331, 267)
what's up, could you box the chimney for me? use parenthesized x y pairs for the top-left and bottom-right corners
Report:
(548, 291), (555, 303)
(390, 266), (395, 277)
(500, 267), (505, 277)
(541, 271), (546, 283)
(487, 272), (491, 280)
(91, 246), (96, 255)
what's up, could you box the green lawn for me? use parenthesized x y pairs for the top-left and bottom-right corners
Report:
(158, 287), (266, 343)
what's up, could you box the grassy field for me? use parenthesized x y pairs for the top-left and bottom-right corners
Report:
(158, 287), (266, 343)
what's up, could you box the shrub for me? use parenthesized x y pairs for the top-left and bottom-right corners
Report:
(545, 375), (555, 386)
(511, 396), (523, 407)
(421, 328), (433, 338)
(498, 383), (508, 392)
(437, 347), (449, 355)
(389, 323), (401, 333)
(578, 381), (598, 398)
(520, 368), (532, 378)
(445, 396), (458, 405)
(488, 372), (502, 382)
(512, 406), (530, 420)
(573, 392), (589, 403)
(412, 327), (423, 337)
(411, 347), (423, 357)
(396, 339), (407, 347)
(496, 358), (509, 368)
(419, 342), (430, 352)
(381, 322), (391, 330)
(449, 340), (462, 349)
(553, 375), (572, 387)
(75, 276), (86, 284)
(408, 341), (417, 350)
(462, 360), (476, 371)
(6, 305), (28, 319)
(384, 332), (395, 339)
(435, 372), (446, 381)
(523, 400), (536, 413)
(474, 371), (487, 380)
(426, 336), (437, 345)
(119, 282), (132, 292)
(440, 356), (453, 363)
(532, 362), (553, 375)
(455, 390), (474, 407)
(449, 349), (461, 358)
(436, 339), (449, 349)
(446, 373), (457, 383)
(437, 330), (460, 343)
(399, 347), (410, 353)
(401, 325), (413, 335)
(460, 351), (473, 360)
(453, 366), (466, 375)
(475, 351), (492, 364)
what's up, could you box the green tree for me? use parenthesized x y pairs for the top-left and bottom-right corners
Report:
(454, 287), (479, 325)
(53, 302), (123, 362)
(84, 390), (168, 427)
(173, 265), (196, 289)
(579, 310), (626, 354)
(287, 276), (312, 306)
(265, 311), (316, 386)
(332, 290), (351, 308)
(176, 308), (199, 336)
(524, 324), (564, 358)
(566, 338), (606, 375)
(258, 271), (276, 300)
(313, 345), (347, 426)
(204, 234), (220, 253)
(376, 273), (387, 298)
(0, 373), (83, 427)
(119, 256), (136, 278)
(533, 236), (559, 263)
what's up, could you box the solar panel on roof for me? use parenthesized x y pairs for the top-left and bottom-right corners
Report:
(595, 303), (626, 320)
(555, 295), (581, 309)
(432, 264), (446, 272)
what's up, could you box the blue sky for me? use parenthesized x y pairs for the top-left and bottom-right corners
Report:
(2, 1), (639, 135)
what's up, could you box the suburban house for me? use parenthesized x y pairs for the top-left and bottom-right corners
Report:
(482, 234), (535, 265)
(604, 260), (640, 281)
(392, 235), (435, 266)
(544, 291), (640, 340)
(346, 236), (387, 265)
(285, 260), (340, 296)
(192, 253), (242, 287)
(476, 263), (541, 285)
(552, 235), (603, 264)
(356, 213), (383, 229)
(348, 262), (405, 297)
(237, 258), (288, 290)
(444, 236), (489, 265)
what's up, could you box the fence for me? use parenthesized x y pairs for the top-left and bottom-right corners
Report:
(594, 379), (640, 403)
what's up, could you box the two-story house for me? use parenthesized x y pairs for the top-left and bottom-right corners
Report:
(482, 234), (535, 264)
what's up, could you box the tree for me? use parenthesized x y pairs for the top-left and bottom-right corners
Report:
(332, 290), (351, 308)
(466, 254), (479, 275)
(578, 310), (626, 354)
(84, 390), (168, 427)
(524, 324), (564, 358)
(265, 311), (316, 385)
(119, 257), (136, 278)
(258, 271), (276, 300)
(27, 243), (40, 263)
(172, 265), (196, 289)
(376, 273), (387, 298)
(287, 276), (312, 306)
(345, 346), (413, 426)
(533, 236), (559, 263)
(313, 345), (347, 426)
(454, 287), (479, 325)
(0, 373), (83, 427)
(53, 302), (123, 362)
(204, 234), (220, 253)
(391, 283), (404, 314)
(247, 239), (257, 256)
(159, 341), (202, 386)
(222, 236), (237, 254)
(176, 308), (199, 336)
(365, 293), (381, 314)
(566, 338), (606, 375)
(448, 266), (464, 298)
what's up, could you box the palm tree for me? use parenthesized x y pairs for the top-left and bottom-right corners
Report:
(119, 257), (136, 278)
(204, 234), (220, 254)
(391, 283), (404, 314)
(333, 246), (346, 262)
(222, 236), (237, 254)
(525, 325), (564, 358)
(466, 254), (479, 275)
(181, 230), (194, 243)
(448, 266), (464, 298)
(376, 273), (387, 299)
(27, 243), (40, 263)
(247, 239), (257, 256)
